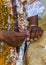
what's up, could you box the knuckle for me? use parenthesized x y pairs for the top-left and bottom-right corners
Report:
(34, 38), (38, 41)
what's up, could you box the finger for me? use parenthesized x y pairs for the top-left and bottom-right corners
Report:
(34, 37), (38, 41)
(26, 37), (30, 41)
(39, 28), (43, 36)
(35, 27), (43, 39)
(35, 27), (41, 38)
(30, 32), (35, 39)
(32, 27), (39, 40)
(36, 30), (40, 38)
(37, 27), (43, 37)
(30, 32), (38, 41)
(30, 38), (34, 42)
(31, 26), (37, 39)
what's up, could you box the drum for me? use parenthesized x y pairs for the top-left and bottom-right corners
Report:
(24, 31), (46, 65)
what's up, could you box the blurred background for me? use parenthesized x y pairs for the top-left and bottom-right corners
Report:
(38, 0), (46, 31)
(42, 0), (46, 15)
(0, 0), (46, 65)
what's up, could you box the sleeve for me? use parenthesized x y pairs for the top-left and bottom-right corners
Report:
(13, 0), (20, 7)
(26, 1), (45, 18)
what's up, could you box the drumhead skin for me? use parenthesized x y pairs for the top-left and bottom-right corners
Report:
(24, 31), (46, 65)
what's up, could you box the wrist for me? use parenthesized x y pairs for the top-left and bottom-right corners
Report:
(27, 15), (38, 27)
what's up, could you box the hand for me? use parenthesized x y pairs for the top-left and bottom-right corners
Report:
(0, 30), (28, 47)
(28, 26), (43, 41)
(11, 31), (28, 47)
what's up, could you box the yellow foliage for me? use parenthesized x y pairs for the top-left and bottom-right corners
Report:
(0, 0), (14, 65)
(0, 56), (5, 65)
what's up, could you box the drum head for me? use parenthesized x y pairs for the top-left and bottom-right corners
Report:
(24, 31), (46, 65)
